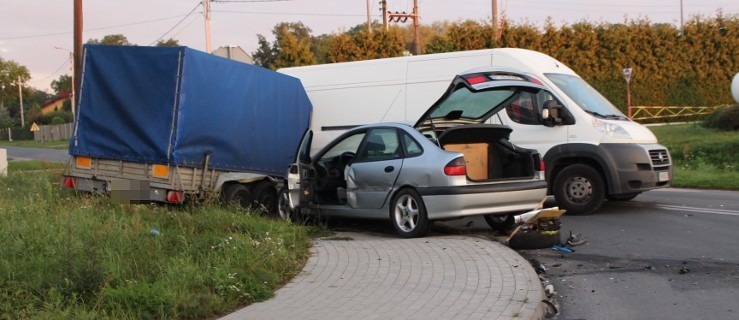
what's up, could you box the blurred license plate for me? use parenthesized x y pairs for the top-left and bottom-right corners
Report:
(658, 171), (670, 182)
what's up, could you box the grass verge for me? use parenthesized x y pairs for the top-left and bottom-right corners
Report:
(0, 170), (314, 319)
(650, 123), (739, 190)
(8, 160), (66, 172)
(0, 139), (70, 150)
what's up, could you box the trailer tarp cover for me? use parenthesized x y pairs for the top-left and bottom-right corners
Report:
(71, 45), (312, 176)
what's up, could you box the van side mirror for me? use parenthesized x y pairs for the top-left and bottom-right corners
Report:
(542, 103), (575, 127)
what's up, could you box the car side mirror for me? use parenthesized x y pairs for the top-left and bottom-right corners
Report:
(543, 104), (575, 127)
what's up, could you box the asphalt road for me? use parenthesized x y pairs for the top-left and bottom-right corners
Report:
(1, 146), (70, 163)
(516, 189), (739, 320)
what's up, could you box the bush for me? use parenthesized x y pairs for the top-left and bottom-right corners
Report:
(703, 105), (739, 131)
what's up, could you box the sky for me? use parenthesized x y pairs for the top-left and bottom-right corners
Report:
(0, 0), (735, 92)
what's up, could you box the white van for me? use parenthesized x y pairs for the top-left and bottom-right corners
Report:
(279, 48), (673, 215)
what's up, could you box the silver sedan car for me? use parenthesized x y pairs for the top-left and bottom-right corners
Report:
(282, 73), (549, 237)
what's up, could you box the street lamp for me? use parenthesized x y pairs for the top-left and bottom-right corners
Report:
(54, 46), (76, 117)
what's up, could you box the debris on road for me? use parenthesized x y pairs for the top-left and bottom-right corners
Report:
(553, 245), (573, 253)
(680, 266), (691, 274)
(566, 231), (587, 246)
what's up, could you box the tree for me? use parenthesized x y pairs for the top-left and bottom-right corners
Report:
(252, 22), (316, 69)
(156, 38), (180, 47)
(87, 34), (134, 46)
(51, 75), (72, 95)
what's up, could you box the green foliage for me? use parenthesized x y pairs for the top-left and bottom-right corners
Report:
(703, 105), (739, 131)
(51, 75), (72, 96)
(326, 27), (405, 63)
(650, 124), (739, 190)
(87, 34), (135, 46)
(155, 38), (179, 47)
(0, 171), (313, 319)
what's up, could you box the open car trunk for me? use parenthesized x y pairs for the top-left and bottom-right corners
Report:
(438, 124), (539, 181)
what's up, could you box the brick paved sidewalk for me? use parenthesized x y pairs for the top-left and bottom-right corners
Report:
(222, 232), (544, 320)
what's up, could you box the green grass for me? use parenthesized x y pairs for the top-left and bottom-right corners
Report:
(0, 139), (70, 150)
(8, 160), (66, 172)
(0, 171), (314, 319)
(650, 123), (739, 190)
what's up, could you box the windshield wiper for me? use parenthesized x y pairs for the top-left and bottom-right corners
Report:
(586, 110), (628, 120)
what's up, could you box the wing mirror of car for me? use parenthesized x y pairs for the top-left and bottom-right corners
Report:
(542, 103), (575, 127)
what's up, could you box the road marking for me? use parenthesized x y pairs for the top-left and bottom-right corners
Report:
(622, 202), (739, 217)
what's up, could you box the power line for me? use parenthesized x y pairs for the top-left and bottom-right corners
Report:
(211, 9), (372, 17)
(150, 2), (203, 45)
(171, 14), (202, 39)
(0, 14), (199, 41)
(213, 0), (294, 2)
(29, 58), (70, 84)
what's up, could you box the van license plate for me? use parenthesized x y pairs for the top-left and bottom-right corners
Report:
(658, 171), (669, 182)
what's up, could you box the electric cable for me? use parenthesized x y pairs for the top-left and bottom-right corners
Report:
(150, 2), (204, 45)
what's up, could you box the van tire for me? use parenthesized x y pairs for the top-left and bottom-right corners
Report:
(553, 164), (604, 215)
(223, 184), (252, 209)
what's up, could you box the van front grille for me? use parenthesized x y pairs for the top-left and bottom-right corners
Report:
(649, 149), (670, 167)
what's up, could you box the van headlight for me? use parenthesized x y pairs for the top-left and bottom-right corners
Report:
(592, 118), (632, 139)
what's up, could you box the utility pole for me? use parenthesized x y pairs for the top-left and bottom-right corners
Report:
(387, 0), (421, 54)
(492, 0), (500, 42)
(680, 0), (685, 35)
(380, 1), (388, 30)
(366, 0), (372, 34)
(203, 0), (212, 53)
(74, 0), (82, 107)
(17, 76), (24, 128)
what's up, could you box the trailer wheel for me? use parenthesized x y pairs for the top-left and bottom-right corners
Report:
(553, 164), (604, 215)
(251, 181), (278, 214)
(223, 184), (251, 209)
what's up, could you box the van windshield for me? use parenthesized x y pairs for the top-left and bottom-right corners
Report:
(545, 73), (627, 120)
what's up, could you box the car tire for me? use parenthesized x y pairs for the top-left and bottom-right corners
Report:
(223, 183), (251, 209)
(390, 189), (430, 238)
(607, 192), (640, 201)
(483, 214), (516, 233)
(553, 164), (605, 215)
(251, 181), (277, 214)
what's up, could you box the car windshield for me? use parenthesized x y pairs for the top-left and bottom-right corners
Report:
(430, 85), (515, 120)
(545, 73), (627, 119)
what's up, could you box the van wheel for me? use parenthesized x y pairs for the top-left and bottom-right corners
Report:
(390, 189), (430, 238)
(277, 187), (294, 220)
(483, 214), (516, 233)
(251, 181), (277, 214)
(553, 164), (604, 215)
(223, 184), (251, 209)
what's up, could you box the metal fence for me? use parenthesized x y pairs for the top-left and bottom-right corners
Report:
(627, 106), (723, 121)
(33, 123), (74, 141)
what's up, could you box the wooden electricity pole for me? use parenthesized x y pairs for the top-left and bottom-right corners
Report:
(492, 0), (500, 41)
(386, 0), (421, 54)
(74, 0), (82, 107)
(203, 0), (212, 53)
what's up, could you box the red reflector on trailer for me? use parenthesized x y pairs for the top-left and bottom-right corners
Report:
(539, 161), (546, 171)
(62, 176), (77, 189)
(465, 76), (488, 85)
(167, 191), (184, 203)
(444, 157), (467, 176)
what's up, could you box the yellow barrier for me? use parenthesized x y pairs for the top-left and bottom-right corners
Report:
(627, 106), (724, 121)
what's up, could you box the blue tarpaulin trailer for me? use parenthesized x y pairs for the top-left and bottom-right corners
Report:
(63, 45), (312, 210)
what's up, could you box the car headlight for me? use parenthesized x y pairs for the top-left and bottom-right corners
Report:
(592, 118), (632, 139)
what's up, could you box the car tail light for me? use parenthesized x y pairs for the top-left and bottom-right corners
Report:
(536, 160), (546, 171)
(62, 176), (78, 189)
(465, 75), (488, 85)
(167, 190), (184, 204)
(444, 157), (467, 176)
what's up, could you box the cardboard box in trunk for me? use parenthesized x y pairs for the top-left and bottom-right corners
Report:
(444, 143), (489, 180)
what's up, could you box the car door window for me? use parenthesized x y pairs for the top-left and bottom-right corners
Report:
(402, 132), (423, 157)
(356, 128), (400, 162)
(505, 90), (541, 125)
(322, 132), (366, 159)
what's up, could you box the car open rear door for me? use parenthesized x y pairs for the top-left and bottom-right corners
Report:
(287, 130), (313, 209)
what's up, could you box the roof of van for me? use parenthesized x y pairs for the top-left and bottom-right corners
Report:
(278, 48), (576, 88)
